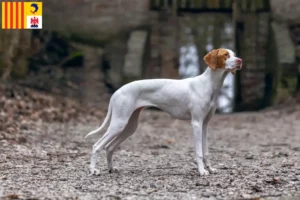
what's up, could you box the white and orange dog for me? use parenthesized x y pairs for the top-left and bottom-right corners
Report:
(85, 48), (242, 176)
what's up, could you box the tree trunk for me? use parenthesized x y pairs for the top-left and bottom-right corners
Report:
(0, 30), (32, 80)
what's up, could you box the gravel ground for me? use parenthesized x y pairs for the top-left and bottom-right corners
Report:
(1, 110), (300, 200)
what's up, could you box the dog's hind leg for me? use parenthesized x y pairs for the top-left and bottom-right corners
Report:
(105, 107), (143, 173)
(89, 102), (135, 175)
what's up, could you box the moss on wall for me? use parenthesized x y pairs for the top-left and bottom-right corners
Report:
(64, 32), (113, 47)
(11, 60), (29, 79)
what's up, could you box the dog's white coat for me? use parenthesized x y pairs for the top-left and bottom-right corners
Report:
(86, 49), (242, 176)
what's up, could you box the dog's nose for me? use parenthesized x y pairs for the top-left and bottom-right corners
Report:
(236, 58), (242, 64)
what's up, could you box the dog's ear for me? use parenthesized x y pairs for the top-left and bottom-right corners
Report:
(204, 49), (228, 70)
(204, 49), (219, 71)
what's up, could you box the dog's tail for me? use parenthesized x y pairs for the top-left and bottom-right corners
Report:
(84, 103), (112, 138)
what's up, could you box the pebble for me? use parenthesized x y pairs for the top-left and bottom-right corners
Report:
(202, 192), (212, 197)
(242, 194), (252, 199)
(195, 181), (210, 187)
(31, 171), (39, 175)
(292, 146), (300, 151)
(245, 154), (254, 159)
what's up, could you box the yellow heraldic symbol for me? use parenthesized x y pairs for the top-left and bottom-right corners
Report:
(30, 3), (39, 14)
(24, 2), (43, 29)
(1, 1), (42, 29)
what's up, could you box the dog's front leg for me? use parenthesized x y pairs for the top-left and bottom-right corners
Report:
(203, 108), (217, 174)
(203, 119), (217, 174)
(191, 120), (209, 176)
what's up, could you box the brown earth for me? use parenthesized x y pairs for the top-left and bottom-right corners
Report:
(1, 105), (300, 199)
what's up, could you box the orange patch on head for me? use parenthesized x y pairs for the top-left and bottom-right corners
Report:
(203, 48), (229, 71)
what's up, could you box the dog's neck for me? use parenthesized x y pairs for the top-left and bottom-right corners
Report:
(200, 67), (229, 101)
(202, 67), (228, 86)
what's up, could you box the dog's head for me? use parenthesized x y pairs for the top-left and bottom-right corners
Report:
(203, 48), (242, 75)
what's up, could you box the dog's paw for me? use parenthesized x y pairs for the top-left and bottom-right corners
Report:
(89, 168), (101, 176)
(199, 169), (210, 176)
(208, 167), (217, 174)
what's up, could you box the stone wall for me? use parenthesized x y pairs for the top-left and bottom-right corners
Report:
(271, 0), (300, 21)
(145, 10), (179, 79)
(234, 12), (271, 111)
(268, 0), (300, 103)
(43, 0), (156, 43)
(123, 31), (149, 83)
(290, 22), (300, 91)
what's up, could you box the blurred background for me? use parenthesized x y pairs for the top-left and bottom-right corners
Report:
(1, 0), (300, 114)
